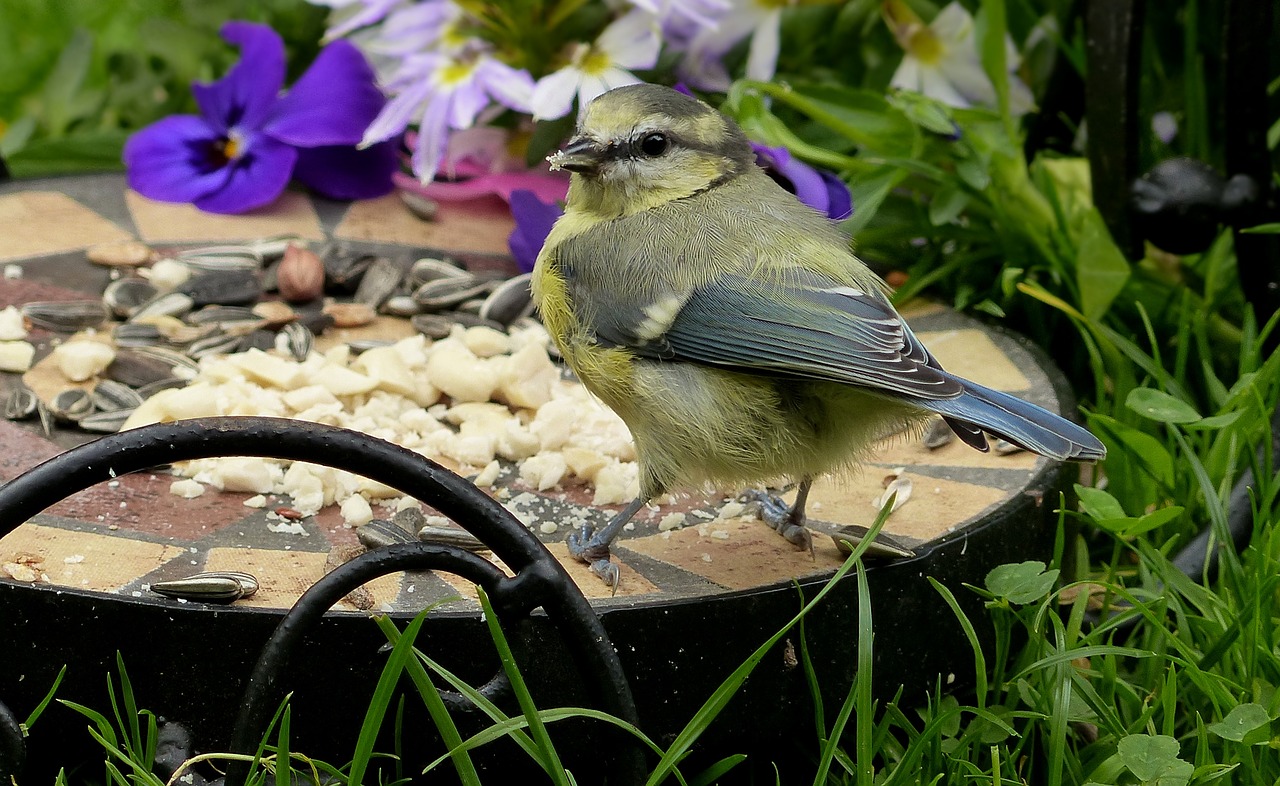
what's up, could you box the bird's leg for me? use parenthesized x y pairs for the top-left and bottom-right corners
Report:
(567, 494), (650, 592)
(744, 476), (815, 555)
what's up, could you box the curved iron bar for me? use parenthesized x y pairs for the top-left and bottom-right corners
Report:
(0, 417), (643, 784)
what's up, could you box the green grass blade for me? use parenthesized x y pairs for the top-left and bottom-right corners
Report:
(646, 503), (893, 786)
(23, 664), (66, 728)
(477, 586), (571, 786)
(277, 705), (292, 786)
(367, 610), (481, 786)
(929, 578), (989, 708)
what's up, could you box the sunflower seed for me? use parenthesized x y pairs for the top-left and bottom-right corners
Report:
(129, 292), (195, 322)
(400, 190), (438, 221)
(102, 277), (158, 319)
(4, 387), (37, 420)
(993, 438), (1025, 456)
(79, 408), (134, 433)
(417, 525), (488, 552)
(178, 270), (262, 307)
(136, 377), (189, 399)
(281, 321), (313, 362)
(379, 295), (421, 318)
(177, 245), (262, 274)
(151, 570), (259, 602)
(108, 347), (198, 387)
(249, 235), (304, 260)
(112, 323), (163, 347)
(922, 417), (955, 450)
(357, 518), (415, 550)
(22, 300), (111, 332)
(412, 276), (494, 311)
(353, 257), (404, 308)
(831, 525), (915, 559)
(188, 332), (244, 359)
(91, 379), (144, 411)
(50, 389), (94, 422)
(407, 257), (468, 289)
(322, 248), (374, 294)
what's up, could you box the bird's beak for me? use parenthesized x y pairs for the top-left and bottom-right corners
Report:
(547, 136), (605, 175)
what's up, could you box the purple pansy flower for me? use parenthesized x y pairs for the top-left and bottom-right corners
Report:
(751, 143), (853, 220)
(508, 190), (566, 273)
(124, 21), (397, 214)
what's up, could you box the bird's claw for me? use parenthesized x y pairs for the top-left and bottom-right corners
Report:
(743, 489), (815, 558)
(567, 523), (620, 592)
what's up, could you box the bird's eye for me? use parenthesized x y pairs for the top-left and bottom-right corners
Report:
(639, 133), (669, 157)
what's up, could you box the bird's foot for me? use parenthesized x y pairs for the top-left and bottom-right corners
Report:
(740, 489), (814, 556)
(567, 523), (620, 593)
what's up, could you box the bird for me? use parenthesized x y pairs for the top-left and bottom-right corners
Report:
(531, 83), (1105, 589)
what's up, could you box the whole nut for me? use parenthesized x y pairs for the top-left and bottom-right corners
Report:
(276, 243), (325, 303)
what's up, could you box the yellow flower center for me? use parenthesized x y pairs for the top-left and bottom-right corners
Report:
(571, 43), (612, 76)
(883, 0), (945, 64)
(437, 59), (478, 88)
(906, 26), (944, 64)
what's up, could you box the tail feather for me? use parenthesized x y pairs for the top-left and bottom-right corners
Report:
(924, 381), (1106, 462)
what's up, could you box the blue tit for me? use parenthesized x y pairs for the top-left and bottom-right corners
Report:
(532, 84), (1105, 589)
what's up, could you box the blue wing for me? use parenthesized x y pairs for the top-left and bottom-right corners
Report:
(606, 270), (1104, 462)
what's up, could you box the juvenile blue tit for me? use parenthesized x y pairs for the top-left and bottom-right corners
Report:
(532, 83), (1105, 589)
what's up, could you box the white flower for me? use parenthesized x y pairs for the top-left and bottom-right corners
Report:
(886, 0), (1034, 115)
(678, 0), (791, 93)
(362, 49), (534, 181)
(530, 10), (661, 121)
(628, 0), (731, 32)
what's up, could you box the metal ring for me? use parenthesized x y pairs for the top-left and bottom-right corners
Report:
(0, 417), (642, 784)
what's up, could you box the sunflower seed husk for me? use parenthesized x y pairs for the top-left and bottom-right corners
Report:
(992, 438), (1025, 456)
(177, 245), (262, 274)
(831, 525), (915, 559)
(411, 312), (504, 339)
(151, 570), (259, 602)
(108, 347), (198, 387)
(4, 387), (37, 420)
(138, 315), (212, 345)
(921, 417), (955, 450)
(79, 408), (134, 433)
(50, 389), (94, 422)
(418, 525), (489, 552)
(400, 190), (438, 221)
(102, 277), (159, 319)
(188, 332), (244, 359)
(478, 272), (534, 326)
(322, 249), (374, 294)
(353, 257), (404, 308)
(128, 292), (195, 323)
(178, 270), (262, 307)
(281, 321), (313, 362)
(412, 276), (494, 311)
(379, 295), (421, 318)
(22, 300), (111, 332)
(91, 379), (144, 412)
(357, 518), (415, 550)
(248, 235), (303, 261)
(136, 377), (189, 399)
(407, 257), (468, 289)
(112, 323), (164, 347)
(32, 397), (52, 435)
(346, 339), (394, 354)
(455, 298), (486, 315)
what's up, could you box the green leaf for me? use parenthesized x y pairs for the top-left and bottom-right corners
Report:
(1125, 388), (1202, 424)
(1087, 413), (1176, 489)
(1241, 222), (1280, 234)
(742, 81), (918, 156)
(887, 90), (959, 137)
(1183, 411), (1242, 430)
(1123, 506), (1185, 536)
(1074, 485), (1127, 521)
(929, 184), (970, 226)
(1117, 734), (1187, 782)
(1076, 208), (1131, 320)
(985, 561), (1059, 605)
(843, 165), (906, 234)
(1207, 703), (1271, 743)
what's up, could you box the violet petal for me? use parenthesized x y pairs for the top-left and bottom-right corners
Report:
(192, 22), (286, 134)
(123, 115), (234, 204)
(192, 134), (298, 214)
(820, 170), (853, 220)
(293, 139), (399, 200)
(508, 190), (564, 273)
(264, 40), (386, 147)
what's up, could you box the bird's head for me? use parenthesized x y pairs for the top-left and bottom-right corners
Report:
(548, 84), (755, 217)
